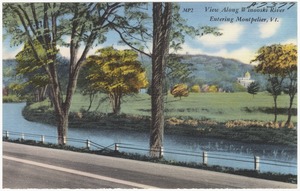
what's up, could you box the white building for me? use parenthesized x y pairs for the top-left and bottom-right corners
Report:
(237, 71), (255, 88)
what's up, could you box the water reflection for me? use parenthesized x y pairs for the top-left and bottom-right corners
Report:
(3, 103), (297, 175)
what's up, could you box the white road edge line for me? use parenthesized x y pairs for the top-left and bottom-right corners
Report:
(3, 155), (159, 189)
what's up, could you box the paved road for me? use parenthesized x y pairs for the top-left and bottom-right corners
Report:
(3, 142), (297, 189)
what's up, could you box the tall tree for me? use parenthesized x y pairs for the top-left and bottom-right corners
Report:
(110, 3), (221, 157)
(267, 77), (283, 122)
(252, 44), (297, 124)
(84, 47), (148, 115)
(15, 41), (50, 102)
(149, 2), (172, 157)
(3, 3), (124, 144)
(279, 44), (297, 126)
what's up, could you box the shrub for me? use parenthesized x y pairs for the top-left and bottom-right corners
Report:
(233, 82), (246, 92)
(170, 84), (189, 99)
(3, 95), (23, 103)
(190, 84), (201, 93)
(247, 82), (260, 97)
(208, 85), (218, 93)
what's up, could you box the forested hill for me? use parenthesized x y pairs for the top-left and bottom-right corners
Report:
(139, 53), (267, 91)
(3, 54), (267, 91)
(3, 59), (18, 86)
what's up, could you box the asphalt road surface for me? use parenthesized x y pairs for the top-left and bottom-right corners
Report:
(3, 142), (297, 189)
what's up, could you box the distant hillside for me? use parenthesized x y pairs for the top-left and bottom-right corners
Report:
(139, 53), (268, 91)
(3, 59), (19, 86)
(3, 54), (268, 91)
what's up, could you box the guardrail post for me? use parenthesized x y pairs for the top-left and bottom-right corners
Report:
(86, 140), (90, 150)
(115, 143), (119, 152)
(254, 156), (260, 172)
(40, 135), (45, 144)
(5, 131), (9, 139)
(203, 151), (208, 165)
(159, 146), (164, 158)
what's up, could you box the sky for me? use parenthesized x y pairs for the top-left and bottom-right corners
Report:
(2, 1), (298, 64)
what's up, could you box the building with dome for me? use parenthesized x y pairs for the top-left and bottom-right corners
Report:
(237, 71), (255, 88)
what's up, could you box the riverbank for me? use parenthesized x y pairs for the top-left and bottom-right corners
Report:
(22, 104), (297, 147)
(3, 95), (25, 103)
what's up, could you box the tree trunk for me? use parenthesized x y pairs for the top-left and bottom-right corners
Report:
(41, 85), (48, 101)
(273, 95), (278, 123)
(286, 80), (296, 126)
(110, 93), (121, 115)
(6, 3), (119, 147)
(286, 94), (294, 126)
(57, 112), (68, 145)
(86, 93), (95, 112)
(34, 89), (39, 102)
(150, 2), (172, 158)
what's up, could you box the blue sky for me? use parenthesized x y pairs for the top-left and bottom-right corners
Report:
(2, 1), (298, 64)
(175, 2), (297, 64)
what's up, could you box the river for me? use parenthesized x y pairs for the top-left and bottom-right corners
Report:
(3, 103), (297, 175)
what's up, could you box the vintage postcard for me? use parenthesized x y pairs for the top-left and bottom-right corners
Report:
(2, 1), (297, 189)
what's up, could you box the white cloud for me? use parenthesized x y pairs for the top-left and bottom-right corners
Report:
(176, 43), (204, 55)
(176, 43), (255, 64)
(58, 46), (70, 59)
(281, 38), (297, 45)
(2, 46), (22, 59)
(198, 23), (245, 47)
(205, 47), (255, 64)
(58, 44), (102, 59)
(58, 43), (143, 59)
(259, 19), (281, 38)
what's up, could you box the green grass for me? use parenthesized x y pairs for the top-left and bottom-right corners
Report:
(3, 95), (24, 103)
(68, 92), (296, 123)
(24, 92), (297, 145)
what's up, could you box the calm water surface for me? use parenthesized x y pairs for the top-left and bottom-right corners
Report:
(3, 103), (297, 175)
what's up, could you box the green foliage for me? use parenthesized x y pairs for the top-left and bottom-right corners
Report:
(115, 3), (222, 56)
(85, 47), (148, 94)
(2, 95), (23, 103)
(267, 77), (282, 96)
(3, 2), (143, 144)
(190, 84), (201, 93)
(170, 84), (189, 99)
(15, 41), (50, 101)
(138, 54), (268, 92)
(208, 85), (218, 93)
(252, 44), (297, 123)
(247, 82), (260, 97)
(233, 82), (246, 92)
(24, 93), (297, 147)
(84, 47), (148, 114)
(252, 44), (297, 76)
(167, 54), (195, 86)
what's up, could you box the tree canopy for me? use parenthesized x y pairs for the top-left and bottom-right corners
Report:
(15, 41), (49, 101)
(3, 2), (129, 144)
(84, 47), (148, 114)
(247, 82), (259, 97)
(252, 44), (297, 76)
(171, 84), (189, 99)
(252, 44), (297, 124)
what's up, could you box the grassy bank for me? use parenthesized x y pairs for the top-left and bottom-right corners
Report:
(68, 92), (297, 123)
(22, 92), (297, 146)
(3, 95), (24, 103)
